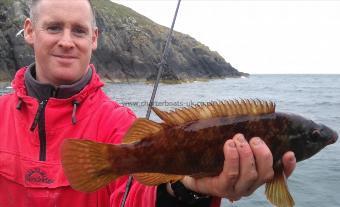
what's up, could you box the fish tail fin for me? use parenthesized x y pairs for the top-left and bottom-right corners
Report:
(61, 139), (118, 192)
(265, 169), (295, 207)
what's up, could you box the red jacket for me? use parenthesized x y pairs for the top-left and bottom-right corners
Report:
(0, 65), (158, 207)
(0, 65), (221, 207)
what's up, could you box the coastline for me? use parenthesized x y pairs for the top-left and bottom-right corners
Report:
(101, 75), (249, 85)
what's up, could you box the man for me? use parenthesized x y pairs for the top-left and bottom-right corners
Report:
(0, 0), (296, 206)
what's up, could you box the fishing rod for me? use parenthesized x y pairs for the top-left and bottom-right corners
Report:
(119, 0), (182, 206)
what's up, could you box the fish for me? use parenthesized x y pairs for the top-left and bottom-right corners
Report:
(61, 99), (338, 207)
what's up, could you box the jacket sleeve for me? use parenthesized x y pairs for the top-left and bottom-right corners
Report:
(156, 183), (221, 207)
(211, 198), (221, 207)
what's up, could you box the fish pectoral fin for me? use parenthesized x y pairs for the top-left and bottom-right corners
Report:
(265, 170), (295, 207)
(133, 173), (184, 186)
(61, 139), (118, 192)
(122, 118), (163, 144)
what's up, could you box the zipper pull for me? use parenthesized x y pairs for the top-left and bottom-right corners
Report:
(30, 100), (48, 131)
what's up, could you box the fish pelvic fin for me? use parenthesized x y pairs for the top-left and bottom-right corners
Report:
(61, 139), (118, 192)
(152, 99), (276, 126)
(265, 170), (295, 207)
(133, 173), (184, 186)
(122, 118), (163, 144)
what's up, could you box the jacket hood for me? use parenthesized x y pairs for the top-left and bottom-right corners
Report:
(12, 64), (104, 104)
(11, 64), (106, 129)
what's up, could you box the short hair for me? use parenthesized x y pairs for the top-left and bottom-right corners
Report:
(29, 0), (97, 27)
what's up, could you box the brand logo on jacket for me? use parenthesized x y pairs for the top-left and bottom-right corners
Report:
(25, 168), (54, 184)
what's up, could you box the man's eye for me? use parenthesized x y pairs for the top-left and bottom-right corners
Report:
(73, 28), (87, 36)
(47, 26), (62, 34)
(46, 26), (61, 33)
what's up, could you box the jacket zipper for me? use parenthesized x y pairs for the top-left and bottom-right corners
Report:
(30, 100), (48, 161)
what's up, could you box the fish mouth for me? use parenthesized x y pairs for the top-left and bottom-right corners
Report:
(326, 133), (338, 145)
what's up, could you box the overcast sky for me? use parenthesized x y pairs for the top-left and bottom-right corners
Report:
(112, 0), (340, 74)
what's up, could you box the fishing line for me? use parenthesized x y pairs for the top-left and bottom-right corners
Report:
(119, 0), (182, 206)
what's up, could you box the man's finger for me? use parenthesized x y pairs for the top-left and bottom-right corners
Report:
(185, 139), (240, 197)
(282, 151), (296, 177)
(248, 137), (274, 192)
(219, 139), (240, 190)
(233, 134), (258, 195)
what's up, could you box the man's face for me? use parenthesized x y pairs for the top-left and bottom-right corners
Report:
(24, 0), (98, 86)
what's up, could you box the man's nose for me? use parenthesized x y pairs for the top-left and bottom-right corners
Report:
(58, 30), (75, 49)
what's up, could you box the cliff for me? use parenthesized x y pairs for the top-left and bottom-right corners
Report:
(0, 0), (248, 82)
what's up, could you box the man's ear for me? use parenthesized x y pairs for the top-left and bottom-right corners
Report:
(24, 18), (34, 46)
(91, 27), (99, 50)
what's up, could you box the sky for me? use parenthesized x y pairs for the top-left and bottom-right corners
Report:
(112, 0), (340, 74)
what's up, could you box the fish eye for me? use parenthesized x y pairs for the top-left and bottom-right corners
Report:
(311, 129), (321, 141)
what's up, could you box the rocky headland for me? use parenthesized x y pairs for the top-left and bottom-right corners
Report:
(0, 0), (248, 83)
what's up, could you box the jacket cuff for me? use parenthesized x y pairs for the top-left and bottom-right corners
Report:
(156, 183), (213, 207)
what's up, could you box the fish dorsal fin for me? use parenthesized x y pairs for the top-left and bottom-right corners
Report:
(133, 173), (184, 186)
(152, 99), (275, 126)
(265, 169), (295, 207)
(122, 118), (163, 144)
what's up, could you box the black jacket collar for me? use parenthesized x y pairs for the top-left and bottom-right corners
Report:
(24, 63), (93, 102)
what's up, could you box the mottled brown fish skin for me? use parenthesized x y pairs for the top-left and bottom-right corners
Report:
(108, 112), (338, 177)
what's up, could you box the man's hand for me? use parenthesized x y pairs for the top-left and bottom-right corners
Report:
(179, 133), (296, 201)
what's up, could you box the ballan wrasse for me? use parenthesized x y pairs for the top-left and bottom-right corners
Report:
(61, 99), (338, 207)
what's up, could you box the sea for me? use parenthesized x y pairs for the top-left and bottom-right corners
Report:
(1, 74), (339, 207)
